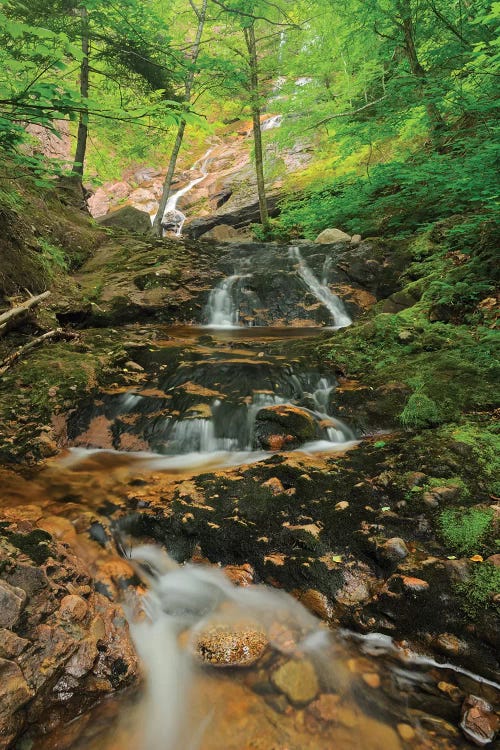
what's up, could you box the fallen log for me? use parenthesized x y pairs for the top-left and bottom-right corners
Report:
(0, 328), (77, 375)
(0, 291), (51, 337)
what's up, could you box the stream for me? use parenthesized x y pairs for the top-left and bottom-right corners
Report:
(16, 244), (498, 750)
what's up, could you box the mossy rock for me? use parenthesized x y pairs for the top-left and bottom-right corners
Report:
(254, 405), (317, 450)
(98, 206), (152, 235)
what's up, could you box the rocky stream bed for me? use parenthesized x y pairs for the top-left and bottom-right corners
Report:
(0, 232), (498, 749)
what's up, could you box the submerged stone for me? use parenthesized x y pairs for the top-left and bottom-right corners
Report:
(271, 658), (319, 706)
(195, 623), (268, 667)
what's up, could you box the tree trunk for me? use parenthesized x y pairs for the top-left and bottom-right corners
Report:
(152, 0), (207, 237)
(398, 0), (445, 145)
(72, 7), (89, 179)
(244, 23), (269, 230)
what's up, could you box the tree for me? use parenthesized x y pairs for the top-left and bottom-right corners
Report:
(152, 0), (208, 237)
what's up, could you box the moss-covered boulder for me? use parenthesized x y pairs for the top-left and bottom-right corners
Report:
(98, 206), (152, 235)
(254, 405), (317, 450)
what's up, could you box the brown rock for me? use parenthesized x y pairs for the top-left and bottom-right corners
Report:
(378, 537), (409, 564)
(293, 588), (334, 620)
(400, 576), (429, 593)
(263, 477), (285, 495)
(223, 563), (255, 587)
(271, 658), (319, 706)
(397, 723), (416, 741)
(308, 693), (341, 722)
(0, 659), (33, 723)
(59, 595), (88, 623)
(0, 581), (26, 629)
(461, 695), (499, 746)
(195, 623), (268, 667)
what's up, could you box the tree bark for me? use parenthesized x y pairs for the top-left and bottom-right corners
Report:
(152, 0), (208, 236)
(72, 7), (89, 179)
(397, 0), (445, 145)
(244, 23), (269, 230)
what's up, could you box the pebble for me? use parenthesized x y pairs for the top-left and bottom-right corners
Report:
(195, 623), (268, 668)
(362, 672), (381, 688)
(271, 658), (319, 706)
(397, 723), (415, 741)
(335, 501), (349, 511)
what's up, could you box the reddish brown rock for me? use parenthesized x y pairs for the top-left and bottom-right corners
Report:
(461, 695), (499, 746)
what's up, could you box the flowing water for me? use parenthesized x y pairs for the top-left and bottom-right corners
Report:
(160, 148), (213, 235)
(13, 249), (499, 750)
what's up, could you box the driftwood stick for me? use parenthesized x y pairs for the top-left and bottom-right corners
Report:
(0, 291), (51, 337)
(0, 328), (77, 375)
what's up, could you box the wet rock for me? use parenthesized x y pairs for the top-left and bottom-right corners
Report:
(254, 404), (317, 451)
(397, 723), (416, 741)
(195, 623), (268, 667)
(350, 234), (362, 246)
(124, 360), (144, 372)
(0, 581), (26, 629)
(293, 588), (334, 620)
(223, 563), (255, 587)
(98, 206), (152, 235)
(308, 693), (341, 722)
(315, 228), (351, 244)
(377, 537), (409, 565)
(184, 194), (282, 238)
(460, 695), (499, 746)
(0, 519), (137, 745)
(271, 658), (319, 706)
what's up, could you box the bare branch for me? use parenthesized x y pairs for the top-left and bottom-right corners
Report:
(309, 96), (387, 129)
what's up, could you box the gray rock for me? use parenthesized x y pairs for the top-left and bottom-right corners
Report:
(98, 205), (152, 235)
(0, 582), (26, 628)
(315, 228), (351, 244)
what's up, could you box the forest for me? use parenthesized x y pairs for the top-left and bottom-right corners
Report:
(0, 1), (498, 749)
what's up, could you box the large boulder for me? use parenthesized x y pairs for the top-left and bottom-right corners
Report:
(254, 405), (317, 450)
(98, 205), (152, 234)
(315, 228), (352, 244)
(199, 224), (242, 242)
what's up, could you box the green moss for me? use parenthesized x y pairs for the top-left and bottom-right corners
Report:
(5, 529), (52, 565)
(456, 563), (500, 618)
(438, 507), (493, 555)
(400, 390), (441, 429)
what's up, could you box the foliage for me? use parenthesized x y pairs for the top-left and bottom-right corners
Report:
(456, 563), (500, 618)
(439, 508), (494, 555)
(400, 388), (441, 430)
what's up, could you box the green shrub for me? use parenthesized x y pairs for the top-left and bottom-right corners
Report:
(400, 391), (441, 429)
(456, 563), (500, 618)
(439, 508), (493, 555)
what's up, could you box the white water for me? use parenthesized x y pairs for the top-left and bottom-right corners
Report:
(205, 274), (251, 328)
(124, 545), (335, 750)
(290, 246), (352, 328)
(261, 114), (283, 131)
(161, 148), (213, 236)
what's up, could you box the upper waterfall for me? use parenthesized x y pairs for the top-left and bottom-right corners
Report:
(161, 148), (213, 236)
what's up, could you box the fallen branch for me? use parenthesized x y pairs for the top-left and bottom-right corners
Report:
(0, 328), (77, 375)
(0, 291), (51, 337)
(309, 96), (387, 130)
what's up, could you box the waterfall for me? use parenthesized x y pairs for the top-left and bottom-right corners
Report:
(261, 115), (283, 131)
(290, 246), (352, 328)
(205, 274), (250, 328)
(161, 148), (213, 236)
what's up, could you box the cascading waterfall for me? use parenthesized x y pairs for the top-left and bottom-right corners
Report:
(290, 246), (352, 328)
(161, 148), (213, 236)
(205, 274), (251, 328)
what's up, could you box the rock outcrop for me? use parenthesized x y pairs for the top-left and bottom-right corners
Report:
(0, 516), (137, 748)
